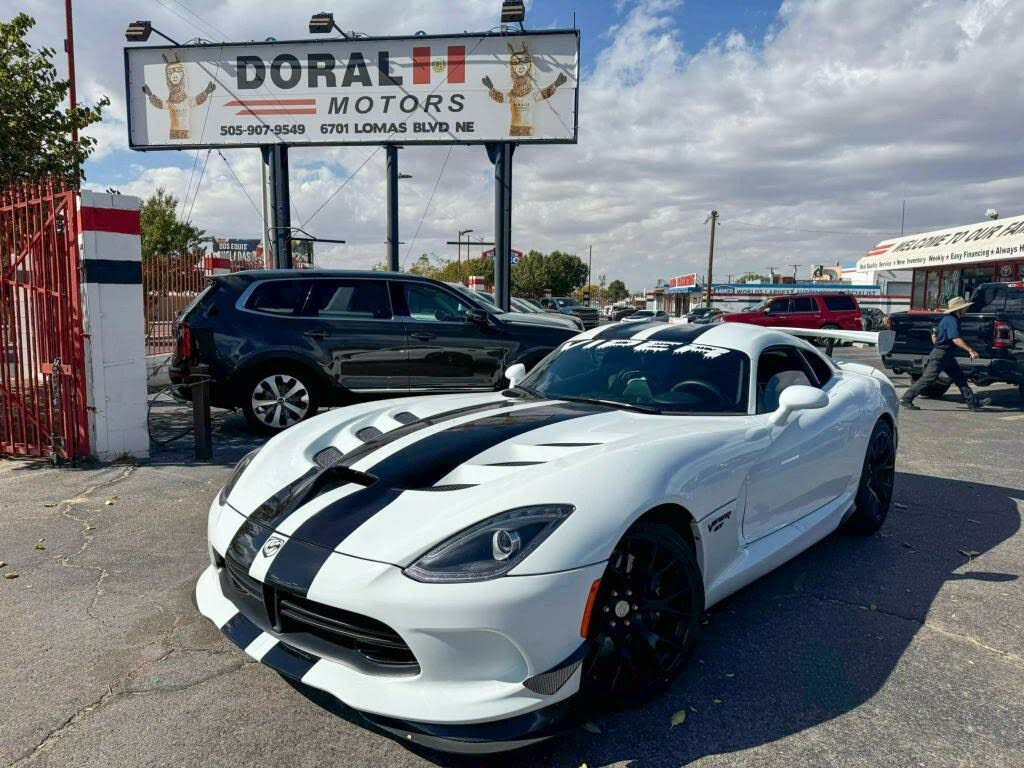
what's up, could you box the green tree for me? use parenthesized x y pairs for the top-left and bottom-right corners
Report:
(0, 14), (108, 186)
(140, 188), (205, 259)
(511, 250), (589, 297)
(606, 279), (629, 302)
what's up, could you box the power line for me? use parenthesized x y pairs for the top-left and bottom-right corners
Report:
(300, 148), (382, 228)
(165, 0), (231, 40)
(724, 219), (898, 236)
(217, 150), (262, 220)
(183, 149), (211, 225)
(403, 145), (454, 268)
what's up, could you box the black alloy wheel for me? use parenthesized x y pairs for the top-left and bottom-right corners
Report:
(842, 419), (896, 535)
(581, 521), (703, 703)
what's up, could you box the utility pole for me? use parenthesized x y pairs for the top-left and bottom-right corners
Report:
(789, 264), (802, 280)
(705, 209), (718, 307)
(64, 0), (77, 146)
(587, 244), (593, 306)
(487, 142), (514, 311)
(270, 146), (291, 269)
(901, 199), (906, 236)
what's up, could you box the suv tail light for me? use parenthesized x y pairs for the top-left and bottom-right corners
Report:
(993, 320), (1014, 349)
(884, 315), (893, 330)
(177, 323), (193, 360)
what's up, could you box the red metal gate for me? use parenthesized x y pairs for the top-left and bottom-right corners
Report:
(0, 179), (89, 459)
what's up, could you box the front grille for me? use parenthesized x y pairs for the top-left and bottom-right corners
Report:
(222, 553), (417, 670)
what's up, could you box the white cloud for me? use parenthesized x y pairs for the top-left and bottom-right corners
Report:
(28, 0), (1024, 289)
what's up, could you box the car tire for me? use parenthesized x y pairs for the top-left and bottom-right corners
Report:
(813, 323), (842, 347)
(580, 520), (703, 704)
(241, 364), (320, 435)
(908, 372), (952, 398)
(841, 419), (896, 536)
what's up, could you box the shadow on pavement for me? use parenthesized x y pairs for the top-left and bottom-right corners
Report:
(392, 471), (1020, 768)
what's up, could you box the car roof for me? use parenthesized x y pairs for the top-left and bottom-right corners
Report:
(570, 320), (818, 357)
(223, 269), (434, 283)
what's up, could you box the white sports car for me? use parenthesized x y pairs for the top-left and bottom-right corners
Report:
(196, 321), (898, 753)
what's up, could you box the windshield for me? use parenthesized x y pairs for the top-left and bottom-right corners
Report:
(522, 338), (750, 415)
(632, 310), (654, 317)
(555, 298), (579, 307)
(745, 299), (770, 312)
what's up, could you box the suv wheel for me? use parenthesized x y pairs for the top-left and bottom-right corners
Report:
(242, 367), (320, 434)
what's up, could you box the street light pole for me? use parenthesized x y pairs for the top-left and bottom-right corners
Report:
(457, 228), (474, 284)
(386, 145), (400, 271)
(705, 209), (718, 307)
(588, 244), (593, 306)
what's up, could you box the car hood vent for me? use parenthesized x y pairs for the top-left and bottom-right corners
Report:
(355, 426), (383, 442)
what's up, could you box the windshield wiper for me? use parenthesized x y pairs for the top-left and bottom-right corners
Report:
(556, 396), (662, 414)
(502, 383), (544, 399)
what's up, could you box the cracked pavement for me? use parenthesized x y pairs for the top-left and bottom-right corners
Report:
(1, 350), (1022, 768)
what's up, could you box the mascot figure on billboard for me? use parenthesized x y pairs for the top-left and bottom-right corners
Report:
(142, 53), (216, 140)
(482, 42), (568, 137)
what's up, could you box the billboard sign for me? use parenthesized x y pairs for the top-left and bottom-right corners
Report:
(668, 273), (698, 288)
(482, 248), (523, 264)
(125, 31), (579, 150)
(212, 237), (262, 261)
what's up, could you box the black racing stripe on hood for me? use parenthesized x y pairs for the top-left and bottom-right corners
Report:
(338, 399), (516, 469)
(593, 321), (716, 342)
(367, 401), (609, 491)
(247, 468), (319, 529)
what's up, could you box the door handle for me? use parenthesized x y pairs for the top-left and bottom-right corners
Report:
(303, 330), (329, 340)
(411, 332), (436, 342)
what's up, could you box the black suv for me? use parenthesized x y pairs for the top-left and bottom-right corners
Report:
(537, 296), (601, 328)
(170, 270), (578, 433)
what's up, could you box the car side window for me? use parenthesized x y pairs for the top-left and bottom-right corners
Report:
(974, 285), (1005, 313)
(756, 347), (815, 413)
(823, 295), (857, 311)
(790, 297), (815, 313)
(402, 283), (472, 322)
(246, 280), (313, 316)
(799, 349), (834, 386)
(307, 279), (392, 320)
(1004, 288), (1024, 313)
(767, 298), (791, 314)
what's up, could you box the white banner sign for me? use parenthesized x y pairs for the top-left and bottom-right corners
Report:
(125, 32), (579, 149)
(858, 211), (1024, 271)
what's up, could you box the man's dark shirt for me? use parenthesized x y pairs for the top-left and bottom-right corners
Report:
(934, 314), (961, 350)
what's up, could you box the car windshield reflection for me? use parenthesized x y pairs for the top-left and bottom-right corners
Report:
(522, 338), (750, 414)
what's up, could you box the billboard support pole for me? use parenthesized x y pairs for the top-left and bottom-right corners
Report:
(386, 145), (400, 272)
(270, 145), (292, 269)
(487, 142), (514, 312)
(260, 147), (274, 268)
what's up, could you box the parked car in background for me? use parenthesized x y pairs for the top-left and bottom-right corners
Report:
(611, 305), (638, 321)
(447, 285), (584, 331)
(538, 296), (601, 329)
(622, 309), (670, 323)
(170, 271), (578, 433)
(688, 307), (728, 324)
(884, 282), (1023, 399)
(860, 307), (888, 331)
(718, 294), (863, 335)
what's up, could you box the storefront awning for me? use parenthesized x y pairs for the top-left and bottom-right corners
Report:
(857, 212), (1024, 272)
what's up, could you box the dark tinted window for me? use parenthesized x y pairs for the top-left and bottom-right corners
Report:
(791, 297), (816, 313)
(307, 279), (391, 319)
(524, 339), (750, 414)
(973, 285), (1005, 313)
(1004, 288), (1024, 313)
(767, 298), (791, 314)
(823, 295), (858, 311)
(800, 349), (834, 386)
(402, 283), (474, 322)
(246, 280), (312, 316)
(756, 347), (815, 413)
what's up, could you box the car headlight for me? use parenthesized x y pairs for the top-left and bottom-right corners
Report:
(404, 505), (574, 583)
(218, 449), (260, 506)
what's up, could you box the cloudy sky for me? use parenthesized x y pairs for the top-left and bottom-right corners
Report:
(18, 0), (1024, 290)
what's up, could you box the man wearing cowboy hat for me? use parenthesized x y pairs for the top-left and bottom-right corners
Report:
(900, 296), (991, 411)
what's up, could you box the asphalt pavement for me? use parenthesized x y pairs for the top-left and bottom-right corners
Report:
(1, 350), (1022, 768)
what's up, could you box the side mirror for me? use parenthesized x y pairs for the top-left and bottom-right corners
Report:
(505, 363), (527, 387)
(769, 385), (828, 426)
(465, 308), (489, 326)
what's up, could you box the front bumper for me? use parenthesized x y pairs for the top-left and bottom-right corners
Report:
(195, 537), (603, 750)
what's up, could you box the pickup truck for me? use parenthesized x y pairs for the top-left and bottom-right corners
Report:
(882, 281), (1024, 399)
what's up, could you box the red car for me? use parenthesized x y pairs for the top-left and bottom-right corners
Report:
(718, 293), (863, 332)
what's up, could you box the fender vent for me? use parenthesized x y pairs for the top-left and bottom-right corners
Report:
(356, 426), (384, 442)
(313, 446), (343, 469)
(393, 411), (418, 425)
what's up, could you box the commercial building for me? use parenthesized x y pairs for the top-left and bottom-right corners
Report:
(857, 211), (1024, 310)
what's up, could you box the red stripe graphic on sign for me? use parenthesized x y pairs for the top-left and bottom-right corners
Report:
(226, 98), (316, 116)
(413, 46), (431, 84)
(447, 45), (465, 84)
